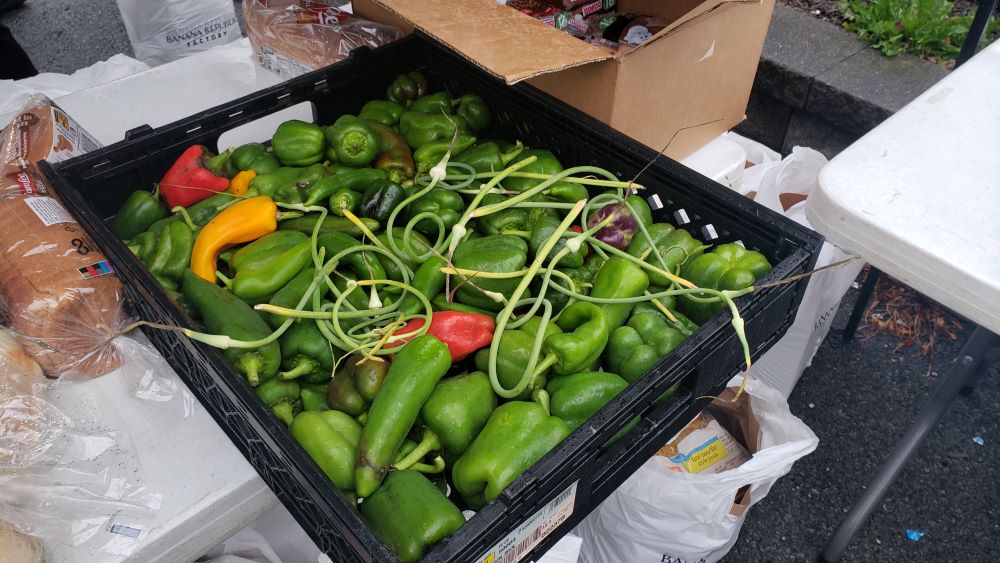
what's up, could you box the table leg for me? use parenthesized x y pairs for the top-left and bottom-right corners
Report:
(835, 267), (880, 346)
(820, 326), (1000, 562)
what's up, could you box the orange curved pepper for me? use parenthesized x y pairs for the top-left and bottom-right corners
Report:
(228, 170), (256, 196)
(190, 196), (278, 282)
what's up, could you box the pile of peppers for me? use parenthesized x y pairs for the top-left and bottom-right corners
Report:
(110, 71), (773, 562)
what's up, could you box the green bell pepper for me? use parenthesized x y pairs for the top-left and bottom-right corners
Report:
(355, 335), (452, 498)
(625, 194), (653, 229)
(127, 230), (156, 262)
(452, 401), (570, 509)
(256, 378), (300, 426)
(540, 301), (610, 375)
(398, 111), (465, 149)
(375, 227), (431, 281)
(502, 149), (587, 203)
(144, 219), (194, 282)
(453, 140), (524, 174)
(231, 238), (313, 302)
(291, 410), (362, 493)
(231, 142), (280, 175)
(625, 223), (707, 285)
(303, 167), (386, 207)
(473, 193), (528, 236)
(266, 267), (326, 329)
(248, 166), (302, 199)
(317, 232), (387, 282)
(182, 271), (281, 386)
(413, 134), (476, 173)
(360, 178), (406, 222)
(407, 91), (455, 115)
(606, 307), (694, 383)
(229, 230), (307, 271)
(455, 94), (489, 132)
(503, 149), (560, 192)
(632, 298), (700, 335)
(366, 120), (416, 180)
(185, 192), (235, 226)
(420, 371), (497, 457)
(386, 71), (429, 105)
(326, 355), (388, 416)
(360, 470), (465, 563)
(271, 120), (326, 166)
(278, 320), (335, 384)
(405, 187), (465, 237)
(397, 255), (446, 316)
(300, 384), (330, 412)
(474, 317), (561, 400)
(547, 371), (629, 430)
(325, 115), (379, 166)
(279, 213), (380, 238)
(529, 215), (586, 268)
(111, 189), (168, 240)
(358, 100), (406, 126)
(452, 235), (529, 312)
(328, 186), (359, 217)
(678, 242), (772, 325)
(590, 256), (650, 331)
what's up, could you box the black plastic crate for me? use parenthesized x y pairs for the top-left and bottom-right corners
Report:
(43, 32), (822, 563)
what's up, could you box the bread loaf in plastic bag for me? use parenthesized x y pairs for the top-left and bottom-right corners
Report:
(0, 95), (125, 379)
(244, 0), (401, 79)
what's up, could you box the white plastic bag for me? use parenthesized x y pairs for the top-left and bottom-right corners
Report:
(0, 54), (149, 116)
(576, 378), (818, 563)
(116, 0), (242, 67)
(721, 134), (864, 398)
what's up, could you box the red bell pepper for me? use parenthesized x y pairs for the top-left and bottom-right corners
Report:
(159, 145), (232, 209)
(387, 311), (495, 362)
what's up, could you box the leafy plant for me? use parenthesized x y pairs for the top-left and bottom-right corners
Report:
(838, 0), (999, 59)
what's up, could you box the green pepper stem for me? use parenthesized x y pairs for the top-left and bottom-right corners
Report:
(275, 211), (303, 221)
(531, 354), (559, 381)
(279, 358), (317, 380)
(171, 206), (197, 230)
(531, 388), (551, 416)
(392, 429), (442, 471)
(215, 271), (233, 289)
(408, 456), (446, 474)
(240, 357), (261, 387)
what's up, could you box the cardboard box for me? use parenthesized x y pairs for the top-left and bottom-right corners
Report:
(353, 0), (775, 159)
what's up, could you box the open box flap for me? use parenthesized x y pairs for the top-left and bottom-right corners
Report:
(365, 0), (612, 84)
(615, 0), (766, 59)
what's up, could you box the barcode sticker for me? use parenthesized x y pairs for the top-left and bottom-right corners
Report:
(478, 481), (577, 563)
(24, 196), (75, 226)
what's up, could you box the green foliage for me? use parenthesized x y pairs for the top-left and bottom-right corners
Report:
(838, 0), (999, 59)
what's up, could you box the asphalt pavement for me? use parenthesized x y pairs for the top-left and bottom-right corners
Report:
(2, 1), (997, 561)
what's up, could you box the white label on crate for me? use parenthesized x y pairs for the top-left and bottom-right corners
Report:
(24, 196), (75, 226)
(477, 481), (577, 563)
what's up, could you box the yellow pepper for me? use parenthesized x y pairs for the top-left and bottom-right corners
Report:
(229, 170), (256, 196)
(190, 196), (278, 282)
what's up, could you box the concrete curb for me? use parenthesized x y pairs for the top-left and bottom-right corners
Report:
(735, 4), (949, 157)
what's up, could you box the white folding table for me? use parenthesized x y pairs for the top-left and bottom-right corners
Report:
(805, 40), (1000, 561)
(17, 38), (747, 562)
